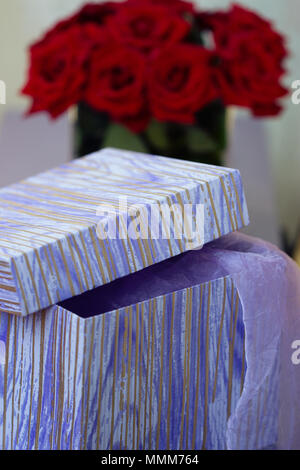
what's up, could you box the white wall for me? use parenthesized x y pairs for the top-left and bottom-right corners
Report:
(0, 0), (299, 239)
(199, 1), (300, 242)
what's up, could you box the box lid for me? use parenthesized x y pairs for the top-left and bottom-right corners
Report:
(0, 147), (249, 316)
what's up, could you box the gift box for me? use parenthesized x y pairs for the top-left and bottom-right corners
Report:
(0, 148), (251, 450)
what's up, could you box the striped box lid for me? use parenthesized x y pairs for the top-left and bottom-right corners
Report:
(0, 148), (249, 316)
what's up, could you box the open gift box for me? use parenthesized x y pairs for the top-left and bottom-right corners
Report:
(0, 147), (268, 450)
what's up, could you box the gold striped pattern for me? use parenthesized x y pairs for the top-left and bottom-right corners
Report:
(0, 268), (247, 450)
(0, 148), (248, 317)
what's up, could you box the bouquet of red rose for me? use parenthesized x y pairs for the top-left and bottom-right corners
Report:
(22, 0), (288, 163)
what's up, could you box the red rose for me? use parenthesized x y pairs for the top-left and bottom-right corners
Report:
(72, 2), (119, 25)
(199, 5), (288, 116)
(34, 2), (119, 47)
(212, 34), (288, 116)
(107, 3), (190, 54)
(85, 42), (149, 132)
(148, 44), (217, 124)
(22, 25), (94, 118)
(128, 0), (195, 16)
(203, 5), (287, 63)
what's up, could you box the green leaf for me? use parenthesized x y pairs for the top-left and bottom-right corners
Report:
(103, 123), (148, 153)
(145, 119), (171, 151)
(186, 126), (218, 153)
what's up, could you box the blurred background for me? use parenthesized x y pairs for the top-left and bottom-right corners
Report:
(0, 0), (299, 260)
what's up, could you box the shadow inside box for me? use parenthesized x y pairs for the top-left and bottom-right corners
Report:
(59, 240), (229, 318)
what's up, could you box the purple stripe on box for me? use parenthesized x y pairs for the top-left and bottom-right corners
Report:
(0, 276), (246, 450)
(0, 148), (249, 316)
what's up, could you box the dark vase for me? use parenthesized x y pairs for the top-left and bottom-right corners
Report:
(74, 101), (227, 166)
